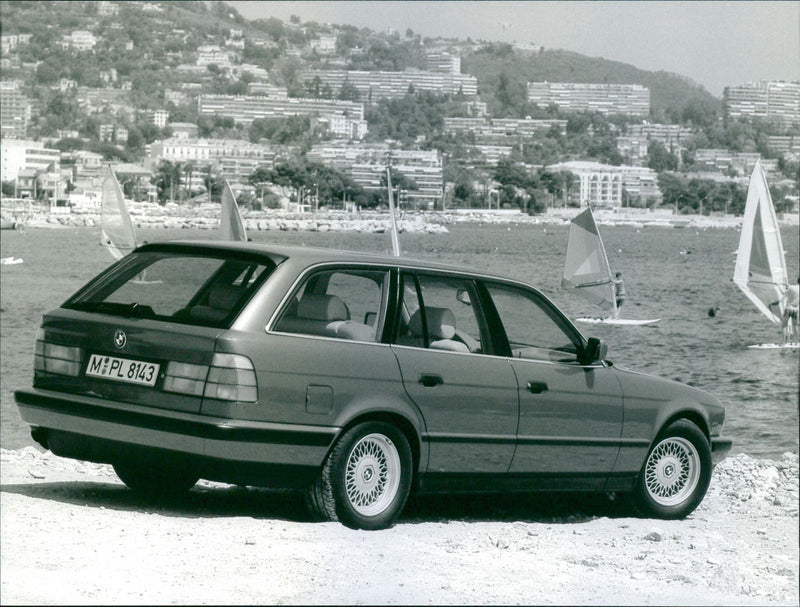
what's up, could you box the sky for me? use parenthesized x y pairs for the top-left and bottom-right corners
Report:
(225, 1), (800, 97)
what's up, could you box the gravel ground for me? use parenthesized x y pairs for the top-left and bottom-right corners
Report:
(1, 447), (797, 605)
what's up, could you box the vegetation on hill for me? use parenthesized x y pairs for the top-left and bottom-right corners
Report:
(1, 1), (796, 213)
(463, 45), (722, 125)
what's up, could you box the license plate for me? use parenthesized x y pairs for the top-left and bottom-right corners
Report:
(86, 354), (159, 387)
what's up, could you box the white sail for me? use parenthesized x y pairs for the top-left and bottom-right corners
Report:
(386, 167), (401, 257)
(561, 207), (617, 314)
(733, 161), (788, 324)
(100, 166), (137, 260)
(220, 179), (248, 242)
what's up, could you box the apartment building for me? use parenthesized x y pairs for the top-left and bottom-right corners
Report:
(443, 117), (567, 139)
(1, 33), (32, 54)
(62, 30), (97, 52)
(196, 45), (234, 71)
(310, 35), (338, 55)
(725, 81), (800, 127)
(475, 145), (513, 166)
(628, 123), (694, 146)
(616, 122), (694, 166)
(99, 124), (128, 144)
(75, 86), (130, 114)
(694, 149), (763, 176)
(616, 136), (649, 166)
(527, 82), (651, 117)
(426, 52), (461, 74)
(0, 80), (30, 138)
(766, 135), (800, 161)
(308, 142), (443, 208)
(300, 69), (478, 101)
(198, 94), (367, 139)
(168, 122), (200, 139)
(246, 83), (290, 97)
(1, 139), (60, 184)
(148, 137), (276, 189)
(546, 160), (661, 208)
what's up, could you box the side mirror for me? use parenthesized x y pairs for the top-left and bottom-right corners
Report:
(580, 337), (608, 365)
(456, 288), (472, 306)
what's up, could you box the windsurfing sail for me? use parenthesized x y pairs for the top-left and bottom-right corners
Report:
(733, 161), (788, 324)
(220, 179), (247, 242)
(100, 166), (137, 260)
(386, 167), (401, 257)
(561, 207), (617, 315)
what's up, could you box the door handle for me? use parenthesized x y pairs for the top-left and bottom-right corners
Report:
(527, 381), (548, 394)
(419, 373), (443, 387)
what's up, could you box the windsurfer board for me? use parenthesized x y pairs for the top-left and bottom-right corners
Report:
(576, 317), (661, 326)
(747, 342), (799, 350)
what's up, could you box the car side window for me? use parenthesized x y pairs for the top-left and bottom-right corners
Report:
(485, 282), (580, 362)
(394, 272), (483, 354)
(273, 268), (388, 342)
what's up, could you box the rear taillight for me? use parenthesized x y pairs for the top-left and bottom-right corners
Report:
(163, 361), (208, 396)
(163, 353), (257, 403)
(33, 328), (82, 377)
(204, 353), (257, 402)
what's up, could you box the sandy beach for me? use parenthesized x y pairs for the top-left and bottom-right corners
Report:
(0, 447), (797, 605)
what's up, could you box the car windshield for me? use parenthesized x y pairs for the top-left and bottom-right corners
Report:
(64, 251), (276, 328)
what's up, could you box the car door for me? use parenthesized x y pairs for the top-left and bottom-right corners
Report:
(390, 271), (519, 474)
(256, 266), (410, 429)
(482, 281), (623, 480)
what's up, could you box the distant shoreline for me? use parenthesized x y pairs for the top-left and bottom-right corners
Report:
(5, 206), (798, 233)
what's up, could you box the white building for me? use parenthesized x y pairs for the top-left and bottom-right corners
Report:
(148, 137), (276, 189)
(546, 160), (661, 208)
(196, 45), (234, 70)
(310, 35), (338, 56)
(64, 30), (97, 52)
(0, 139), (60, 181)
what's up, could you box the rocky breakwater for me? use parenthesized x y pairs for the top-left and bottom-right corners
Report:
(21, 203), (450, 235)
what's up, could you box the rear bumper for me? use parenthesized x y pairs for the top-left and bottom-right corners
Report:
(711, 436), (733, 465)
(15, 388), (338, 486)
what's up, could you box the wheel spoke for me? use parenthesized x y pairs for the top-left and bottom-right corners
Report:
(644, 436), (700, 506)
(344, 433), (402, 517)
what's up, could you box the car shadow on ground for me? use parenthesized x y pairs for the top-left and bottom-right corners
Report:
(401, 491), (634, 524)
(1, 479), (636, 525)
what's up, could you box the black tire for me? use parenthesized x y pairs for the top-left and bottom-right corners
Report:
(306, 421), (413, 530)
(632, 419), (711, 519)
(113, 461), (198, 496)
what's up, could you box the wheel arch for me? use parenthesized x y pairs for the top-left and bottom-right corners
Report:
(656, 409), (711, 443)
(328, 411), (423, 489)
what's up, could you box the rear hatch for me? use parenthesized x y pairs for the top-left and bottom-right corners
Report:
(33, 243), (282, 414)
(35, 309), (222, 414)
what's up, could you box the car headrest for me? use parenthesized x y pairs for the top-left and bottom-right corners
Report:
(297, 294), (349, 321)
(408, 307), (456, 340)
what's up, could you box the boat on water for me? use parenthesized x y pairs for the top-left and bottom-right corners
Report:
(0, 256), (23, 265)
(561, 207), (660, 326)
(220, 179), (248, 242)
(100, 166), (137, 260)
(733, 161), (798, 349)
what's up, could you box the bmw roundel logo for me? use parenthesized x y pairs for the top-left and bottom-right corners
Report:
(113, 329), (127, 349)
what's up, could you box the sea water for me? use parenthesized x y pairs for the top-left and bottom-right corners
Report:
(1, 222), (797, 458)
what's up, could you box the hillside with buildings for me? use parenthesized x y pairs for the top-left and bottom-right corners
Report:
(0, 0), (798, 220)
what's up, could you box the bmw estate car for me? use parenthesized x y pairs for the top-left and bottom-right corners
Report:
(16, 240), (732, 530)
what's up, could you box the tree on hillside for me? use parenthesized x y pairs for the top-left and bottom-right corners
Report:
(155, 160), (182, 203)
(647, 141), (679, 172)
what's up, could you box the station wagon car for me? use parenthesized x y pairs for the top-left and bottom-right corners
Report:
(16, 241), (732, 530)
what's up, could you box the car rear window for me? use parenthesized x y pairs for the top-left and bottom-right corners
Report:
(64, 251), (275, 328)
